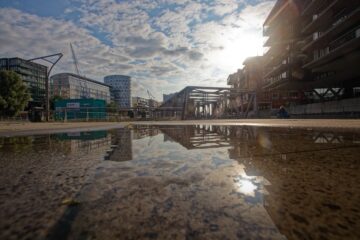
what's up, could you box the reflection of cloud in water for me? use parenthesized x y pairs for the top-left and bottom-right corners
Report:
(236, 179), (258, 197)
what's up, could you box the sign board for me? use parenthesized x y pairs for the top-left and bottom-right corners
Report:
(66, 102), (80, 109)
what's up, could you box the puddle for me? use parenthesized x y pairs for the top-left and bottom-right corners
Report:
(0, 125), (359, 239)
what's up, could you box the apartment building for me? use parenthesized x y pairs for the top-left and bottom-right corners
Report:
(301, 0), (360, 99)
(262, 0), (306, 90)
(227, 57), (272, 112)
(263, 0), (360, 99)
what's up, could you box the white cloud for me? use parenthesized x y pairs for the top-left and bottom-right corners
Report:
(0, 0), (276, 100)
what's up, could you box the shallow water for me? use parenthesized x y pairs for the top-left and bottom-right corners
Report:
(0, 125), (359, 240)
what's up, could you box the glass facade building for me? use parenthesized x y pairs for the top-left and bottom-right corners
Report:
(51, 73), (111, 103)
(104, 75), (132, 108)
(0, 57), (47, 107)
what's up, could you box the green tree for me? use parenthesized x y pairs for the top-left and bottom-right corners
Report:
(0, 70), (30, 117)
(50, 95), (64, 110)
(107, 101), (118, 113)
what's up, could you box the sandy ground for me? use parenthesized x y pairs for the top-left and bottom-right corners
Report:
(1, 119), (360, 136)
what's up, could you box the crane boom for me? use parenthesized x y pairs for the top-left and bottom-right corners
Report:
(70, 43), (81, 76)
(147, 90), (155, 100)
(70, 43), (89, 98)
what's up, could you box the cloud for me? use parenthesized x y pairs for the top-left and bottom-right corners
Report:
(0, 0), (276, 100)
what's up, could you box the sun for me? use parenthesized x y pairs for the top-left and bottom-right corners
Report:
(208, 29), (264, 73)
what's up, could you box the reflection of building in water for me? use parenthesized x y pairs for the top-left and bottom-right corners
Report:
(55, 131), (112, 155)
(159, 125), (360, 239)
(132, 126), (161, 140)
(105, 128), (133, 161)
(222, 127), (360, 240)
(105, 126), (162, 162)
(159, 125), (231, 149)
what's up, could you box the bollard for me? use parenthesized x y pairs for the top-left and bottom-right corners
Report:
(64, 109), (67, 122)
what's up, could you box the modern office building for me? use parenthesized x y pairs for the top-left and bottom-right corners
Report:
(51, 73), (111, 103)
(0, 57), (48, 107)
(104, 75), (131, 108)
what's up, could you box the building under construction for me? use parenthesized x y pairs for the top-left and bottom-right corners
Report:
(158, 0), (360, 119)
(51, 73), (111, 103)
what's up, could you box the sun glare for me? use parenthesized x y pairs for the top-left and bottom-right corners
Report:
(208, 30), (264, 73)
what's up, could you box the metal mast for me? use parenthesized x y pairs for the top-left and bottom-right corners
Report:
(27, 53), (63, 121)
(70, 43), (89, 98)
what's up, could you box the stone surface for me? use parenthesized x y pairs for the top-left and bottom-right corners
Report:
(0, 125), (359, 240)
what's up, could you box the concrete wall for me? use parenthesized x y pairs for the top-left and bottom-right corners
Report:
(289, 98), (360, 115)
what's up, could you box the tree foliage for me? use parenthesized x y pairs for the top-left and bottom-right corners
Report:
(107, 101), (118, 113)
(0, 70), (30, 117)
(50, 95), (64, 110)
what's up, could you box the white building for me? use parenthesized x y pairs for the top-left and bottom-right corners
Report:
(51, 73), (111, 103)
(104, 75), (131, 108)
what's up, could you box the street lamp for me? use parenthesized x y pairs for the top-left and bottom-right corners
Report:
(28, 53), (63, 121)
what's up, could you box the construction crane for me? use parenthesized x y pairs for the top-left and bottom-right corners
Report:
(70, 43), (81, 76)
(147, 90), (155, 100)
(70, 43), (89, 98)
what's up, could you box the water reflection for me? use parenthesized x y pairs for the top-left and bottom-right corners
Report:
(0, 125), (359, 240)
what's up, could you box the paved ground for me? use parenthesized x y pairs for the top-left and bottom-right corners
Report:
(0, 122), (124, 137)
(1, 119), (360, 136)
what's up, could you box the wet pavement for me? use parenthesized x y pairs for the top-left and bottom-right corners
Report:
(0, 125), (359, 240)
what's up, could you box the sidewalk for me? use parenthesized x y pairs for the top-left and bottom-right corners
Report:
(0, 122), (124, 137)
(1, 119), (360, 137)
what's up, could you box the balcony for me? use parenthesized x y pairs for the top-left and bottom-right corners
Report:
(264, 62), (290, 79)
(264, 34), (295, 47)
(302, 0), (344, 35)
(302, 7), (360, 52)
(301, 0), (328, 16)
(263, 76), (290, 90)
(304, 26), (360, 69)
(263, 26), (271, 37)
(264, 46), (291, 68)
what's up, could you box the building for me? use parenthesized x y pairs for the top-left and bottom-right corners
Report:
(262, 0), (306, 90)
(301, 0), (360, 100)
(227, 57), (270, 114)
(104, 75), (131, 108)
(163, 93), (177, 103)
(0, 57), (47, 108)
(54, 99), (107, 120)
(227, 69), (244, 90)
(51, 73), (111, 103)
(149, 99), (161, 108)
(261, 0), (360, 115)
(105, 128), (133, 161)
(132, 97), (149, 108)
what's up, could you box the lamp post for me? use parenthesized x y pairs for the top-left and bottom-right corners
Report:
(28, 53), (63, 121)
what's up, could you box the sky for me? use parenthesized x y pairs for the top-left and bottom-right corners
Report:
(0, 0), (275, 100)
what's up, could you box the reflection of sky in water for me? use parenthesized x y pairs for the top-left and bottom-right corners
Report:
(236, 178), (258, 197)
(3, 126), (360, 240)
(109, 129), (269, 205)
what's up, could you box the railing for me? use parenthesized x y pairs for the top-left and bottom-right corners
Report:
(302, 0), (340, 33)
(328, 26), (359, 52)
(303, 6), (360, 52)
